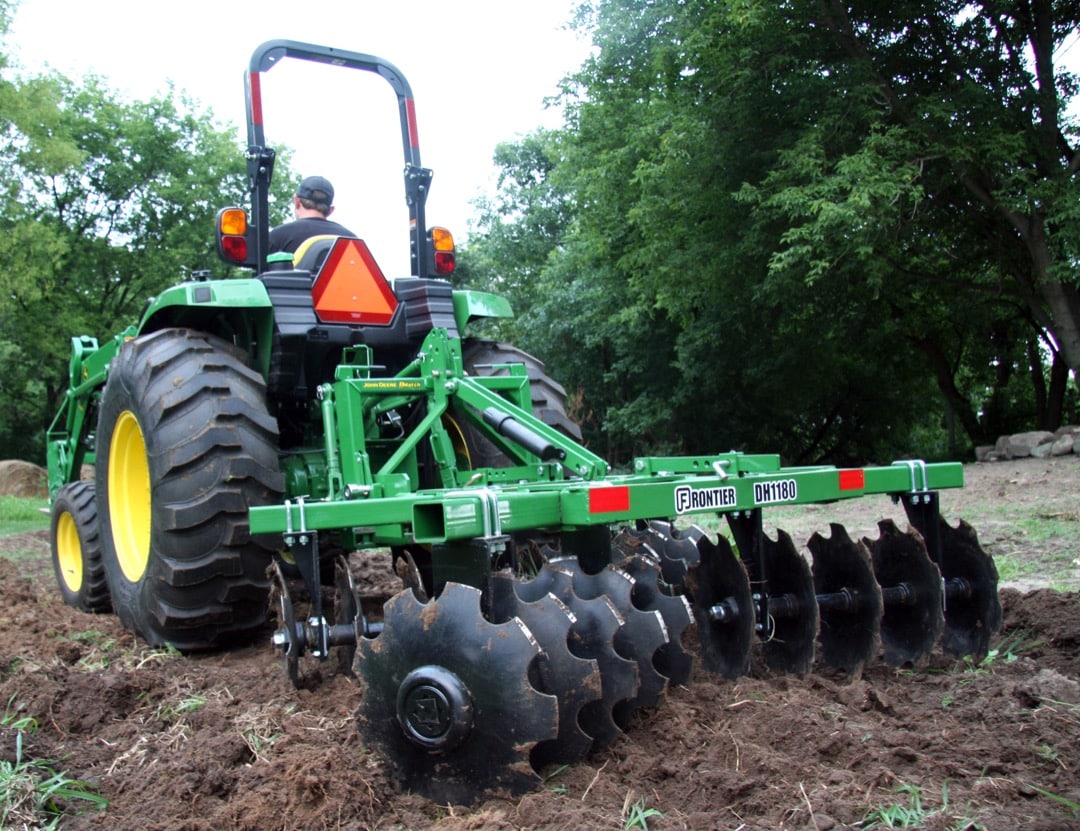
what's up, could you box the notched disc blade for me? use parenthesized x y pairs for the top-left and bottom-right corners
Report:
(335, 555), (360, 677)
(684, 534), (754, 680)
(635, 520), (703, 592)
(618, 553), (696, 686)
(760, 530), (819, 675)
(865, 520), (944, 668)
(552, 558), (670, 714)
(489, 574), (602, 769)
(809, 523), (882, 676)
(273, 563), (303, 689)
(611, 526), (661, 564)
(938, 519), (1002, 661)
(355, 583), (557, 804)
(534, 565), (639, 752)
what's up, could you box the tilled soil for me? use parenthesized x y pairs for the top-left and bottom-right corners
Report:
(1, 457), (1079, 830)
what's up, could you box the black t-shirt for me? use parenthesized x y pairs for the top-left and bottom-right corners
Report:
(267, 216), (356, 254)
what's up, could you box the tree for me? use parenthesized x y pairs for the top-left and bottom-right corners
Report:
(0, 19), (295, 459)
(464, 0), (956, 462)
(737, 0), (1080, 427)
(464, 0), (1079, 463)
(460, 131), (575, 340)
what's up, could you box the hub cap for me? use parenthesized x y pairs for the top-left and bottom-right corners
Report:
(396, 666), (473, 751)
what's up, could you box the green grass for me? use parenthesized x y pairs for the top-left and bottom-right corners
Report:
(979, 631), (1032, 667)
(156, 694), (208, 722)
(1030, 785), (1080, 819)
(992, 553), (1042, 583)
(860, 783), (982, 830)
(1, 698), (107, 828)
(621, 794), (663, 830)
(0, 495), (50, 536)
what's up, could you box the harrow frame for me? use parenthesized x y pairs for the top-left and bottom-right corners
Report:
(249, 325), (965, 553)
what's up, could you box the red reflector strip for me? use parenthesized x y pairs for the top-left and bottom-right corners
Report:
(248, 72), (263, 126)
(406, 98), (420, 148)
(589, 486), (630, 514)
(838, 469), (865, 491)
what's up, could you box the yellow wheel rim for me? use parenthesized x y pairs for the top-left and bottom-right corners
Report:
(109, 410), (152, 583)
(55, 510), (84, 593)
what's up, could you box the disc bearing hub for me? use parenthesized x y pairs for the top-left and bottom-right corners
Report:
(396, 666), (473, 752)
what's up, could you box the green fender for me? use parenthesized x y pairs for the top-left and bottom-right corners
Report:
(452, 289), (514, 330)
(137, 278), (276, 375)
(138, 278), (274, 329)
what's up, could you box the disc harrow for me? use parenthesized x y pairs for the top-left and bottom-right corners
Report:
(488, 574), (601, 769)
(304, 505), (1001, 803)
(356, 582), (558, 804)
(643, 513), (1000, 676)
(263, 476), (1002, 806)
(514, 562), (642, 753)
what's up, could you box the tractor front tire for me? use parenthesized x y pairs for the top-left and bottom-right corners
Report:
(96, 328), (283, 650)
(50, 481), (111, 613)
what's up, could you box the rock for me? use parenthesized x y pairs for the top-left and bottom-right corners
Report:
(1050, 425), (1078, 455)
(1050, 434), (1076, 456)
(1006, 431), (1055, 459)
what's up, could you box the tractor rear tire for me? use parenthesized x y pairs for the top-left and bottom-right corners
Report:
(95, 328), (283, 650)
(459, 339), (582, 468)
(50, 481), (111, 613)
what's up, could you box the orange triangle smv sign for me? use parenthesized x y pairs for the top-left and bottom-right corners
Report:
(311, 237), (398, 325)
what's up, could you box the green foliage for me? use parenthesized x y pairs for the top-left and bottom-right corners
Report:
(156, 694), (208, 722)
(861, 784), (932, 828)
(861, 783), (982, 830)
(0, 13), (297, 462)
(0, 73), (249, 460)
(2, 694), (37, 731)
(1030, 785), (1080, 818)
(622, 793), (663, 830)
(975, 631), (1031, 669)
(0, 738), (108, 830)
(462, 0), (1080, 464)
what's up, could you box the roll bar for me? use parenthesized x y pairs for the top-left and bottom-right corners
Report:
(244, 40), (432, 276)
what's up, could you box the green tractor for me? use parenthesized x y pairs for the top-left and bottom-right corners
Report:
(46, 40), (1001, 804)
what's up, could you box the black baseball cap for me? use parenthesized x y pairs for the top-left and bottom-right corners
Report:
(297, 175), (334, 205)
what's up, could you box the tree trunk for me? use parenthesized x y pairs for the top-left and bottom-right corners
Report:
(1047, 350), (1069, 431)
(912, 336), (986, 445)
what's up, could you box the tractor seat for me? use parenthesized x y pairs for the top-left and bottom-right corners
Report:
(291, 234), (340, 275)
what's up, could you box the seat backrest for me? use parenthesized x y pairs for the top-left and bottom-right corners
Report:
(291, 235), (339, 274)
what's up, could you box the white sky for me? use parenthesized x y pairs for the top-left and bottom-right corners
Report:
(7, 0), (592, 275)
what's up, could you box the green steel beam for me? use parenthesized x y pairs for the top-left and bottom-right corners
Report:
(249, 457), (967, 546)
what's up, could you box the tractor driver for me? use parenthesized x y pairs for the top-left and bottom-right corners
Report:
(267, 175), (355, 254)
